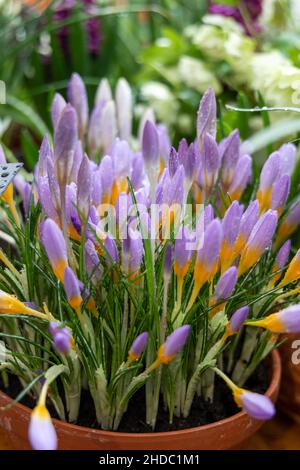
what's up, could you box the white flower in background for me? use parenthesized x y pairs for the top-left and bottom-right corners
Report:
(260, 0), (291, 31)
(140, 81), (179, 126)
(178, 56), (222, 94)
(250, 51), (300, 107)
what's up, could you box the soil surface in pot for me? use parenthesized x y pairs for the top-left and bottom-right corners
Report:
(0, 361), (270, 433)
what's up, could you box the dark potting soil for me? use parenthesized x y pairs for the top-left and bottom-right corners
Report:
(0, 361), (270, 433)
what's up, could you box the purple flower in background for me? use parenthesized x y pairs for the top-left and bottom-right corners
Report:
(209, 1), (263, 35)
(49, 321), (73, 354)
(54, 0), (102, 56)
(228, 306), (249, 333)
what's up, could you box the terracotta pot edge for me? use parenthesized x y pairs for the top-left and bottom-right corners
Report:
(0, 349), (281, 439)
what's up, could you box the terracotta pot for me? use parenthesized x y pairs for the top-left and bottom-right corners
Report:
(278, 334), (300, 423)
(0, 350), (281, 450)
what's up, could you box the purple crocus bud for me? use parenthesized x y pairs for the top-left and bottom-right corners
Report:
(69, 140), (83, 184)
(197, 218), (223, 273)
(47, 157), (61, 212)
(164, 244), (174, 279)
(40, 219), (68, 282)
(221, 129), (240, 187)
(128, 332), (149, 361)
(271, 174), (290, 214)
(37, 176), (58, 220)
(166, 165), (185, 207)
(239, 210), (278, 275)
(257, 152), (280, 211)
(158, 325), (191, 364)
(228, 154), (252, 201)
(214, 267), (238, 301)
(49, 321), (73, 354)
(127, 229), (144, 276)
(220, 201), (242, 272)
(238, 391), (275, 420)
(277, 201), (300, 244)
(235, 200), (259, 253)
(51, 92), (66, 130)
(168, 147), (179, 178)
(104, 235), (118, 266)
(22, 182), (31, 218)
(116, 78), (132, 141)
(54, 104), (78, 187)
(85, 239), (102, 285)
(183, 143), (196, 182)
(278, 143), (296, 176)
(174, 227), (193, 278)
(99, 155), (114, 203)
(248, 305), (300, 333)
(131, 153), (144, 190)
(101, 100), (117, 153)
(68, 73), (88, 139)
(197, 87), (216, 150)
(157, 124), (171, 165)
(77, 156), (91, 221)
(142, 120), (159, 166)
(88, 102), (104, 156)
(95, 78), (112, 105)
(178, 138), (188, 163)
(275, 240), (291, 270)
(28, 404), (57, 450)
(63, 267), (83, 310)
(201, 133), (220, 192)
(38, 135), (53, 177)
(229, 306), (249, 332)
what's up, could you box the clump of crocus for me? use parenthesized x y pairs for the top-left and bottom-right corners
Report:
(1, 77), (300, 449)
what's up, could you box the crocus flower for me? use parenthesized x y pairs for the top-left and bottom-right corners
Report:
(85, 239), (102, 285)
(0, 291), (47, 319)
(157, 325), (191, 364)
(246, 305), (300, 333)
(228, 154), (252, 202)
(116, 78), (132, 141)
(220, 201), (242, 272)
(40, 219), (68, 282)
(220, 129), (240, 189)
(272, 240), (291, 284)
(270, 174), (290, 215)
(194, 219), (222, 289)
(28, 404), (57, 450)
(128, 332), (149, 362)
(276, 201), (300, 245)
(63, 267), (83, 310)
(228, 306), (249, 334)
(197, 87), (216, 150)
(54, 104), (78, 188)
(68, 73), (88, 139)
(142, 120), (159, 167)
(104, 235), (119, 267)
(256, 152), (280, 213)
(279, 249), (300, 286)
(201, 133), (221, 195)
(77, 155), (91, 221)
(238, 210), (278, 276)
(213, 267), (238, 301)
(234, 389), (275, 420)
(234, 200), (259, 256)
(51, 93), (66, 130)
(122, 228), (143, 279)
(49, 322), (73, 354)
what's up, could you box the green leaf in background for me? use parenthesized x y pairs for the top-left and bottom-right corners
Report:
(244, 118), (300, 154)
(20, 129), (39, 171)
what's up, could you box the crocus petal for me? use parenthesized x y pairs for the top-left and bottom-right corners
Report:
(240, 391), (275, 420)
(68, 73), (88, 139)
(28, 404), (57, 450)
(197, 87), (217, 150)
(214, 266), (238, 300)
(115, 78), (132, 141)
(159, 325), (191, 363)
(63, 267), (82, 309)
(229, 306), (249, 332)
(40, 219), (68, 281)
(129, 332), (148, 360)
(142, 120), (159, 166)
(51, 93), (66, 130)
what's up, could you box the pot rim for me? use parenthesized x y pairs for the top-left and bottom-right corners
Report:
(0, 349), (281, 438)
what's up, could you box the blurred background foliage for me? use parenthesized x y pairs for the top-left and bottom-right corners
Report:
(1, 0), (300, 170)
